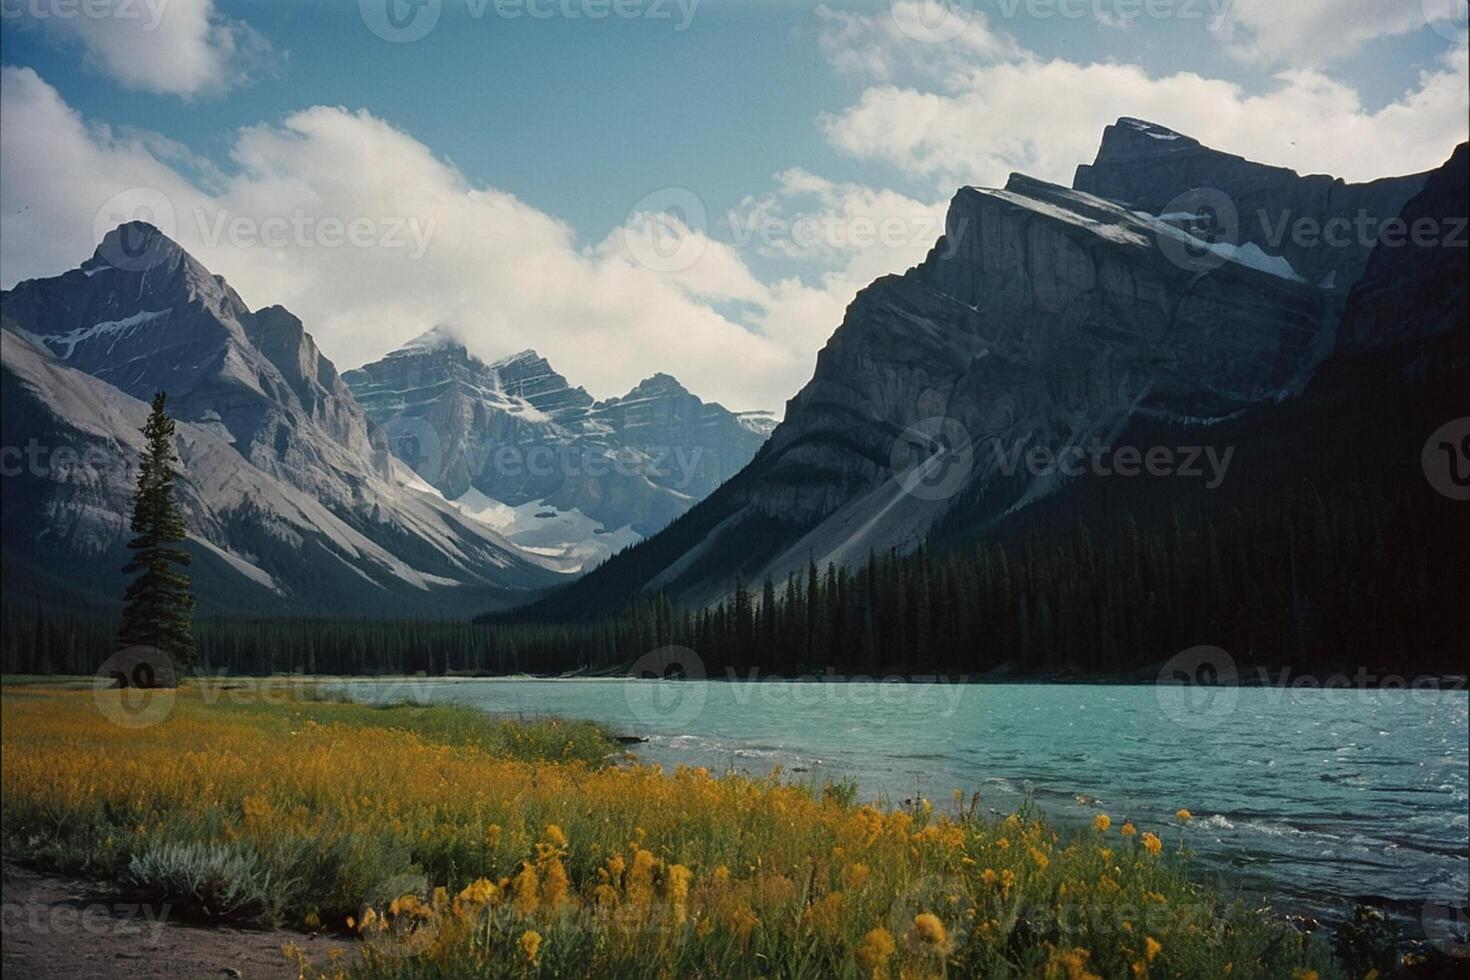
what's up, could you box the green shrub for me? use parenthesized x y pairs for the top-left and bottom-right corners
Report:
(125, 841), (279, 921)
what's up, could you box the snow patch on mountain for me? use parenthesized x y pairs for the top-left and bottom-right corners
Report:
(42, 309), (171, 360)
(450, 487), (641, 573)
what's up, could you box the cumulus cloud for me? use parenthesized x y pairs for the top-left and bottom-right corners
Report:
(0, 66), (826, 411)
(1211, 0), (1459, 66)
(820, 46), (1470, 188)
(816, 1), (1022, 82)
(730, 169), (945, 282)
(4, 0), (275, 97)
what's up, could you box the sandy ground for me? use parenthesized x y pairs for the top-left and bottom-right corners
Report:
(1, 863), (357, 979)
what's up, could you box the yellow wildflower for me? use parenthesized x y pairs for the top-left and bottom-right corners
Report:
(626, 847), (657, 909)
(914, 912), (949, 951)
(856, 927), (896, 978)
(1175, 809), (1193, 823)
(667, 863), (692, 925)
(1093, 814), (1111, 832)
(1142, 832), (1163, 856)
(1145, 936), (1162, 963)
(802, 892), (844, 936)
(519, 929), (543, 966)
(541, 857), (570, 910)
(1121, 822), (1138, 837)
(1047, 945), (1102, 980)
(454, 877), (497, 914)
(512, 863), (539, 916)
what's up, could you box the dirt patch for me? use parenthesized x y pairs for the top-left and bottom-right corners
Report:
(1, 863), (358, 979)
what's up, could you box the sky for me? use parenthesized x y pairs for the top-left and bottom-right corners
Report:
(2, 0), (1466, 411)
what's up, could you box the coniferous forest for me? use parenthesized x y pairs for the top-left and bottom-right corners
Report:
(4, 334), (1466, 680)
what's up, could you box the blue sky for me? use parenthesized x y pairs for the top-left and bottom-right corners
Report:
(3, 0), (1466, 408)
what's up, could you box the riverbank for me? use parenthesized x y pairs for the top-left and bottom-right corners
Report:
(0, 682), (1354, 978)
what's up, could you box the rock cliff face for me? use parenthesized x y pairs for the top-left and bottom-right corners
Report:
(748, 173), (1325, 529)
(1072, 118), (1428, 292)
(509, 123), (1462, 618)
(1337, 142), (1469, 352)
(1, 225), (563, 614)
(343, 333), (771, 563)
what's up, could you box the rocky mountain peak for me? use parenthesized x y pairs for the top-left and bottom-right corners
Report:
(488, 348), (544, 370)
(394, 325), (472, 359)
(1091, 117), (1201, 162)
(81, 221), (245, 318)
(620, 372), (690, 400)
(1072, 119), (1430, 293)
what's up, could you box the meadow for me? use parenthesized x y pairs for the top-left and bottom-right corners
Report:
(0, 683), (1342, 979)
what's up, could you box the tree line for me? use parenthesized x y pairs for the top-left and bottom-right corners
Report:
(4, 335), (1464, 680)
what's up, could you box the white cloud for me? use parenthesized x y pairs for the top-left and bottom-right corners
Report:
(816, 1), (1022, 82)
(0, 67), (822, 411)
(1211, 0), (1457, 66)
(5, 0), (274, 96)
(730, 168), (945, 281)
(821, 46), (1470, 188)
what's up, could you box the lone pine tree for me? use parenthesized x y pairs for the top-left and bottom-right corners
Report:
(117, 391), (196, 670)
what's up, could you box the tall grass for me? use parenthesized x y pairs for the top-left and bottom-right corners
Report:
(1, 686), (1338, 978)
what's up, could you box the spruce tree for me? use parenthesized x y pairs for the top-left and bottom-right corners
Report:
(117, 391), (196, 671)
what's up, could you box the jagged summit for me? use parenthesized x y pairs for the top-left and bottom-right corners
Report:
(619, 372), (690, 399)
(1, 225), (563, 614)
(1072, 118), (1429, 290)
(489, 348), (545, 369)
(393, 324), (471, 357)
(1095, 117), (1199, 157)
(345, 335), (772, 553)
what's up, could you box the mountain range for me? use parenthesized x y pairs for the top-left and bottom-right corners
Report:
(2, 118), (1463, 648)
(0, 225), (769, 614)
(342, 329), (771, 570)
(504, 121), (1467, 625)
